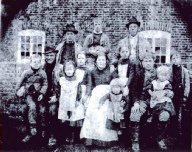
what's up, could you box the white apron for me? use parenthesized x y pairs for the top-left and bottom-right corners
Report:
(58, 69), (86, 121)
(118, 64), (129, 89)
(80, 85), (118, 142)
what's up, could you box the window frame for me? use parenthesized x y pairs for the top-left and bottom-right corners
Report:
(139, 30), (171, 64)
(17, 30), (46, 63)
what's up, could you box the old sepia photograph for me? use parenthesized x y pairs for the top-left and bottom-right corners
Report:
(0, 0), (192, 151)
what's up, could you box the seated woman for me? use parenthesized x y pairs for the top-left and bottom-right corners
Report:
(80, 53), (119, 147)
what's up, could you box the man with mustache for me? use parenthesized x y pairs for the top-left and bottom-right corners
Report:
(56, 24), (82, 65)
(42, 47), (63, 147)
(116, 17), (152, 63)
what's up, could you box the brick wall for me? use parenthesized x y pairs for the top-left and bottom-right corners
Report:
(1, 0), (192, 114)
(1, 0), (192, 61)
(0, 62), (30, 115)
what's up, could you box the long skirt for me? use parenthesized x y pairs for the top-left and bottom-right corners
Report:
(80, 85), (118, 146)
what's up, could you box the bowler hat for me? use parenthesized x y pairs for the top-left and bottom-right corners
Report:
(43, 47), (58, 54)
(63, 24), (78, 35)
(126, 17), (141, 28)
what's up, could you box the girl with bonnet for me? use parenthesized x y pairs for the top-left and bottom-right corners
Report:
(56, 60), (85, 143)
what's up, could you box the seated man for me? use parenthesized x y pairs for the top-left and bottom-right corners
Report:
(129, 52), (174, 151)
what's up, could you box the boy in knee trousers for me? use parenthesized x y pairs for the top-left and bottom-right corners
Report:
(16, 54), (48, 142)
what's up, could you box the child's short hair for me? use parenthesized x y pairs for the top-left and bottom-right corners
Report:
(156, 65), (170, 76)
(93, 17), (102, 24)
(97, 52), (107, 59)
(63, 60), (76, 70)
(141, 52), (156, 61)
(110, 78), (121, 87)
(170, 50), (181, 60)
(120, 46), (129, 52)
(77, 52), (86, 58)
(30, 54), (42, 62)
(120, 46), (130, 54)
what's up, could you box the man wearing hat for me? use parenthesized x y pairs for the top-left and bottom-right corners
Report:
(115, 17), (152, 151)
(83, 17), (111, 70)
(56, 24), (83, 65)
(116, 17), (152, 62)
(42, 47), (63, 147)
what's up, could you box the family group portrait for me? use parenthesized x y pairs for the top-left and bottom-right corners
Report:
(1, 0), (192, 151)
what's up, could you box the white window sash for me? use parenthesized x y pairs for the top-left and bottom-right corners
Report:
(139, 30), (171, 63)
(17, 30), (46, 63)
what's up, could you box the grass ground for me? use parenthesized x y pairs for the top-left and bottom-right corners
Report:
(1, 113), (191, 152)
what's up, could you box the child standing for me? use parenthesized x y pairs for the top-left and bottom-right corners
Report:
(117, 46), (139, 97)
(75, 52), (92, 142)
(16, 54), (48, 142)
(57, 60), (85, 143)
(170, 50), (190, 149)
(113, 46), (139, 144)
(99, 78), (126, 135)
(76, 52), (92, 109)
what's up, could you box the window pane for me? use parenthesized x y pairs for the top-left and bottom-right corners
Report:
(161, 56), (166, 63)
(32, 36), (37, 43)
(21, 36), (25, 43)
(26, 52), (30, 56)
(155, 55), (160, 63)
(155, 38), (161, 47)
(21, 52), (25, 56)
(26, 44), (30, 52)
(161, 47), (166, 55)
(21, 44), (25, 51)
(26, 36), (30, 43)
(147, 38), (153, 46)
(33, 44), (37, 52)
(37, 44), (42, 52)
(155, 47), (160, 54)
(161, 38), (167, 47)
(38, 36), (42, 43)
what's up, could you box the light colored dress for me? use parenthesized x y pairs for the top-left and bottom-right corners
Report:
(107, 93), (124, 123)
(118, 63), (129, 88)
(58, 69), (86, 122)
(150, 80), (172, 108)
(80, 85), (118, 142)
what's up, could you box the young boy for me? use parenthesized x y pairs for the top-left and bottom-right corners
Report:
(16, 54), (48, 142)
(170, 50), (190, 148)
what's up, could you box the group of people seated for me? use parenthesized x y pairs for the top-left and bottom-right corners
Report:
(15, 17), (190, 151)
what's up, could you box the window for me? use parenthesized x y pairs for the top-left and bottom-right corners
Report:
(17, 30), (46, 63)
(139, 30), (171, 64)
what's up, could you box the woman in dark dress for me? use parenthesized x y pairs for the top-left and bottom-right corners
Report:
(80, 53), (119, 147)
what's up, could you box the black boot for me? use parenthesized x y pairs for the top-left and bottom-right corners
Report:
(157, 121), (168, 150)
(130, 121), (140, 151)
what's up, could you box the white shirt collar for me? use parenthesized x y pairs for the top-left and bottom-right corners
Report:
(93, 30), (103, 34)
(129, 33), (139, 39)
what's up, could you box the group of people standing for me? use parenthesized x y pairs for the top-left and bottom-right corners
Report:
(15, 17), (190, 151)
